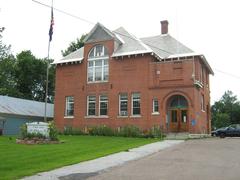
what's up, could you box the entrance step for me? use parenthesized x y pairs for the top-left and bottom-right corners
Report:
(165, 133), (211, 140)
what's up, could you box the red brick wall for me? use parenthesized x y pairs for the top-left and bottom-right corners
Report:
(54, 39), (211, 134)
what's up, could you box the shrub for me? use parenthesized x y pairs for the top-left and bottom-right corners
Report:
(63, 126), (85, 135)
(20, 124), (28, 139)
(88, 125), (115, 136)
(49, 121), (59, 141)
(19, 122), (59, 141)
(147, 125), (165, 139)
(119, 125), (142, 137)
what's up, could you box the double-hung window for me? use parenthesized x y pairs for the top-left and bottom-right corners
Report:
(132, 93), (141, 116)
(152, 99), (159, 113)
(119, 93), (128, 116)
(65, 96), (74, 117)
(99, 95), (108, 116)
(201, 94), (205, 111)
(87, 95), (96, 116)
(88, 45), (109, 82)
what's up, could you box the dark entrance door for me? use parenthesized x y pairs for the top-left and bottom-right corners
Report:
(170, 109), (188, 132)
(168, 95), (188, 132)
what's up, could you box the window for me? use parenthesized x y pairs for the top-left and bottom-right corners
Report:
(201, 94), (205, 111)
(99, 95), (108, 116)
(88, 45), (109, 82)
(200, 65), (204, 83)
(132, 93), (141, 116)
(119, 93), (128, 116)
(87, 95), (96, 116)
(152, 99), (159, 113)
(65, 96), (74, 117)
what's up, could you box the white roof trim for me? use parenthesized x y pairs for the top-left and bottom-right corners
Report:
(112, 50), (152, 57)
(166, 52), (214, 75)
(114, 33), (125, 44)
(167, 52), (203, 59)
(52, 58), (83, 65)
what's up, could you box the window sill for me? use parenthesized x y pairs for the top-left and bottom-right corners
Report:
(87, 81), (108, 84)
(64, 116), (74, 119)
(117, 116), (128, 118)
(130, 115), (142, 118)
(152, 112), (160, 115)
(84, 116), (109, 119)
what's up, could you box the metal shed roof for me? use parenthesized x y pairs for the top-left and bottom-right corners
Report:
(0, 96), (54, 118)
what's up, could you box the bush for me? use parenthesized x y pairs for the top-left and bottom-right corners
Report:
(119, 125), (142, 137)
(147, 125), (165, 139)
(88, 125), (115, 136)
(49, 121), (59, 141)
(20, 124), (28, 139)
(19, 122), (59, 141)
(63, 126), (85, 135)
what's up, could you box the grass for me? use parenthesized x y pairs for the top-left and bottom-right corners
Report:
(0, 135), (159, 180)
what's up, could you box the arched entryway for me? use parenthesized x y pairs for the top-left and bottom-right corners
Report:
(167, 95), (189, 132)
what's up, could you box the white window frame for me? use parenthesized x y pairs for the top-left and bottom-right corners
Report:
(119, 93), (128, 116)
(87, 95), (96, 116)
(65, 96), (74, 117)
(131, 93), (141, 116)
(201, 94), (205, 111)
(152, 98), (159, 115)
(87, 45), (109, 83)
(99, 95), (108, 116)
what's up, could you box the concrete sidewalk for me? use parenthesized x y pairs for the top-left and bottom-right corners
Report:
(23, 140), (184, 180)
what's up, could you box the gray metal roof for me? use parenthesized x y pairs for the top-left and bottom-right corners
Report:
(141, 34), (193, 58)
(53, 23), (213, 74)
(52, 47), (84, 65)
(112, 27), (152, 57)
(84, 23), (116, 43)
(0, 96), (54, 118)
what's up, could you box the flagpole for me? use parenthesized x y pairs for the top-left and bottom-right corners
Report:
(44, 0), (53, 122)
(44, 41), (50, 122)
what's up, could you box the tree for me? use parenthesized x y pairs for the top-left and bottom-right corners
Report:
(0, 27), (11, 59)
(0, 28), (55, 102)
(212, 91), (240, 129)
(61, 34), (87, 57)
(0, 27), (20, 97)
(0, 56), (22, 97)
(14, 50), (55, 103)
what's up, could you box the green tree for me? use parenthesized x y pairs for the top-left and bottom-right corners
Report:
(61, 34), (87, 57)
(0, 27), (11, 59)
(15, 50), (55, 102)
(0, 56), (22, 97)
(0, 27), (20, 97)
(212, 91), (240, 129)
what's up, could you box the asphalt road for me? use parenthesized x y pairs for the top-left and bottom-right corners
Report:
(87, 138), (240, 180)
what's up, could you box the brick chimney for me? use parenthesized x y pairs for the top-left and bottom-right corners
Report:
(161, 20), (169, 34)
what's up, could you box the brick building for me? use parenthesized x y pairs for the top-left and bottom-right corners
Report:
(53, 21), (213, 134)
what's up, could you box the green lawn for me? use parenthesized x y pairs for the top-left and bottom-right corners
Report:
(0, 135), (159, 180)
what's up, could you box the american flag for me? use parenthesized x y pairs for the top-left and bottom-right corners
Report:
(49, 7), (54, 42)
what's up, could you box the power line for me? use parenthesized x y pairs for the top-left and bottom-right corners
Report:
(214, 69), (240, 79)
(32, 0), (173, 55)
(32, 0), (95, 25)
(32, 0), (240, 80)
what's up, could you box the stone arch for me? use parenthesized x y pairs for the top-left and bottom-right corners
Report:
(161, 90), (193, 113)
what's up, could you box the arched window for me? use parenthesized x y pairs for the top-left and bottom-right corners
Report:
(88, 45), (109, 82)
(169, 95), (188, 109)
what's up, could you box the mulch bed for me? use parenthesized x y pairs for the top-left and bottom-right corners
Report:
(16, 138), (61, 145)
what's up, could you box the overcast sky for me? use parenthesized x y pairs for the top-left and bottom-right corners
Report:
(1, 0), (240, 103)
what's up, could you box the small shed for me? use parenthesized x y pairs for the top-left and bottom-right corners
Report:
(0, 95), (54, 135)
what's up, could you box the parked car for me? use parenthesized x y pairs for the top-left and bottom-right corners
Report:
(212, 124), (240, 138)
